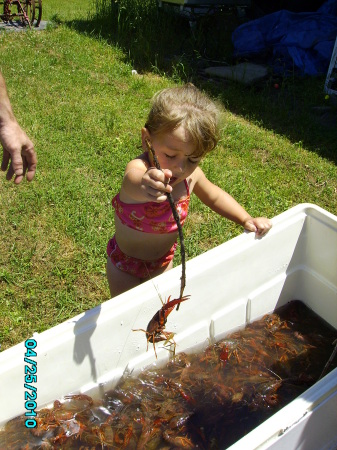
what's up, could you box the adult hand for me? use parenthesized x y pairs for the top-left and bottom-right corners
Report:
(0, 119), (37, 184)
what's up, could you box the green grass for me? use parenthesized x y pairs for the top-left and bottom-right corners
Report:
(0, 0), (336, 350)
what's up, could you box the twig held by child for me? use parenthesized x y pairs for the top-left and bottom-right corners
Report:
(145, 138), (186, 305)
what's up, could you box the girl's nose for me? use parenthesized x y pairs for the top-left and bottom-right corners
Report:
(175, 158), (186, 173)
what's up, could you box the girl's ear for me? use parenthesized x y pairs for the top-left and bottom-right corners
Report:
(141, 127), (156, 167)
(141, 127), (151, 153)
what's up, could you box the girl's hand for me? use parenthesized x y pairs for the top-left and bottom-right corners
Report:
(141, 167), (173, 202)
(243, 217), (272, 237)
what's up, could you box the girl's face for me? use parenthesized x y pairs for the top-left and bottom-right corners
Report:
(142, 126), (201, 186)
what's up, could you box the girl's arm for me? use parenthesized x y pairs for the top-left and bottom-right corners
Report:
(120, 159), (173, 203)
(193, 167), (272, 236)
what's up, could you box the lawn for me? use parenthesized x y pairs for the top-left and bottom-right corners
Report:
(0, 0), (336, 350)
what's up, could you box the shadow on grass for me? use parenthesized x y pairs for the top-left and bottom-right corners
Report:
(62, 8), (337, 165)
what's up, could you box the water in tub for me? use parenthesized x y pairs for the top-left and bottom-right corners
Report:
(1, 300), (336, 449)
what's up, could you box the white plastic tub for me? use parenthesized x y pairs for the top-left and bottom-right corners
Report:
(1, 203), (337, 449)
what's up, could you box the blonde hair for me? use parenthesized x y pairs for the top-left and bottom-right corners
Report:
(145, 83), (220, 158)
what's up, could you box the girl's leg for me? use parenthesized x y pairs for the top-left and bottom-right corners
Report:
(106, 257), (141, 298)
(107, 256), (174, 298)
(139, 260), (174, 286)
(149, 259), (174, 279)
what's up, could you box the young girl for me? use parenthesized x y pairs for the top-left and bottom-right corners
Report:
(107, 84), (272, 297)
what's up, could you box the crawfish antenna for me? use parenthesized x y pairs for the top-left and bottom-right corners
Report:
(145, 138), (186, 305)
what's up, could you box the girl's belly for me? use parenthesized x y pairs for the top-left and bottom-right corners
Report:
(114, 216), (179, 261)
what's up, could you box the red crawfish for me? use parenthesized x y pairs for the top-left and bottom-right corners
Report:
(133, 295), (190, 358)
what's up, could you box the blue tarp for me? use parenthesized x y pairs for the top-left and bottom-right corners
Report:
(232, 0), (337, 76)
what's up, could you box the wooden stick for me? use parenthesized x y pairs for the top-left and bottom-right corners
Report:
(145, 139), (186, 305)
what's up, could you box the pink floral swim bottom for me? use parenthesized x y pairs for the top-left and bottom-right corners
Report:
(107, 236), (177, 279)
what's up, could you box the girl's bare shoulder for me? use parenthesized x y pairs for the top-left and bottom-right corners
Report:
(124, 153), (150, 173)
(187, 166), (207, 192)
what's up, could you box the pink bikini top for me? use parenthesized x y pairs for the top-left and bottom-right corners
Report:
(112, 179), (190, 234)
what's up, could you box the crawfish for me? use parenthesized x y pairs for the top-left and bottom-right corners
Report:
(133, 295), (190, 358)
(162, 429), (195, 449)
